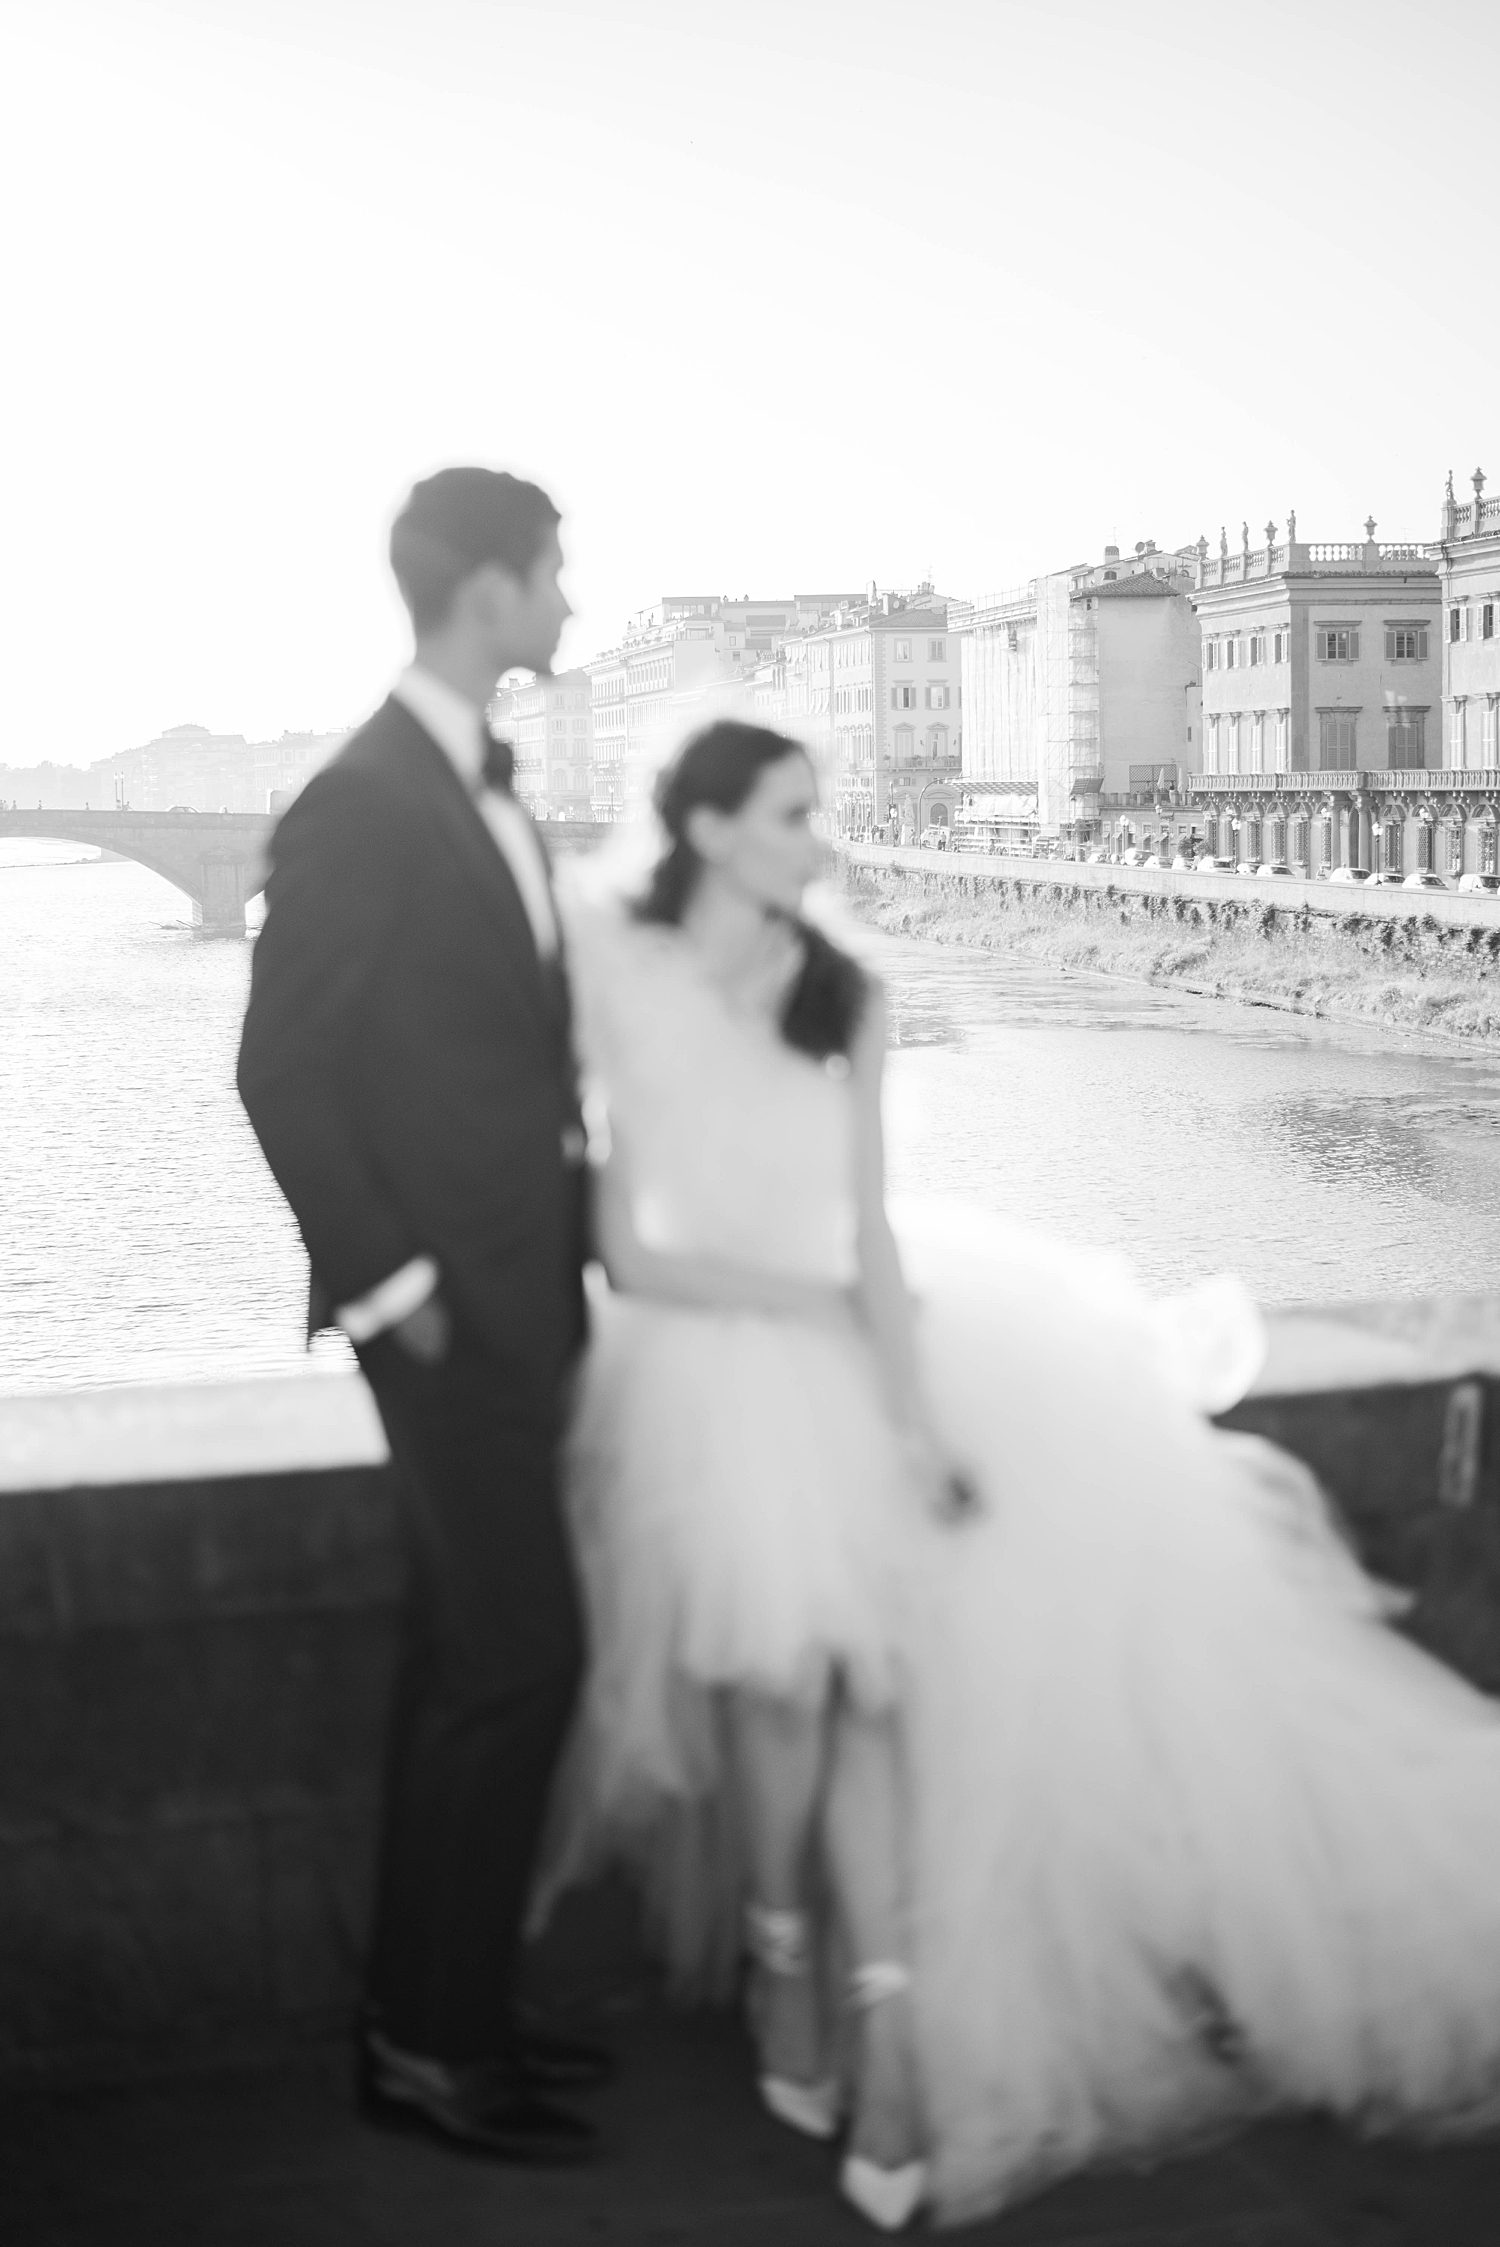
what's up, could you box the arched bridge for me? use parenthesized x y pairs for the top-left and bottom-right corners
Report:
(0, 807), (610, 935)
(0, 808), (273, 935)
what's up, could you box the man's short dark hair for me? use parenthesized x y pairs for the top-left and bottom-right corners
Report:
(389, 467), (560, 630)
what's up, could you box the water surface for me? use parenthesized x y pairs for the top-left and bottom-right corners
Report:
(4, 847), (1499, 1393)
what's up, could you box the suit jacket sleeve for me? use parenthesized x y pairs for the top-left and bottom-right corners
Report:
(237, 763), (425, 1306)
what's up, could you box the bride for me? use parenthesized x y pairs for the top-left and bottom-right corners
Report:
(544, 718), (1500, 2230)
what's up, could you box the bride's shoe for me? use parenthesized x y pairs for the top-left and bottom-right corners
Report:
(838, 1961), (927, 2233)
(744, 1903), (840, 2141)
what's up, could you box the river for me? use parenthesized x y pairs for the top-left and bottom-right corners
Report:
(5, 843), (1500, 1395)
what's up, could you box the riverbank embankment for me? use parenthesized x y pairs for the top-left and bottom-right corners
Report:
(838, 844), (1500, 1042)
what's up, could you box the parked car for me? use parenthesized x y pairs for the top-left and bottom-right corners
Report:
(1086, 847), (1110, 863)
(1118, 847), (1150, 868)
(1256, 861), (1297, 877)
(1197, 856), (1236, 874)
(1170, 854), (1197, 872)
(1234, 860), (1261, 876)
(1401, 870), (1447, 890)
(1457, 872), (1500, 894)
(1142, 854), (1167, 869)
(1373, 871), (1406, 885)
(1327, 865), (1371, 884)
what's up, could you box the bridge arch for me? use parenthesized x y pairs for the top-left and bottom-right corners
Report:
(0, 809), (271, 935)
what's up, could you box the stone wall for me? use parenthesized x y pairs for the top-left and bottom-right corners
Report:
(3, 1314), (1500, 2085)
(0, 1460), (399, 2085)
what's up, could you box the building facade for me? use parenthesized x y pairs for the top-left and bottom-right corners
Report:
(497, 668), (594, 821)
(782, 587), (961, 838)
(957, 541), (1200, 852)
(1439, 467), (1500, 775)
(1190, 518), (1450, 875)
(580, 592), (860, 818)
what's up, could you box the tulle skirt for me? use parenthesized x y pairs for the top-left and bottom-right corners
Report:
(547, 1205), (1500, 2225)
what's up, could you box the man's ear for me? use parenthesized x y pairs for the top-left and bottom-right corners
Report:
(468, 559), (523, 627)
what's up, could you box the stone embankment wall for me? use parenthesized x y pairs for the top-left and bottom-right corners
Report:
(839, 845), (1500, 1041)
(4, 1310), (1500, 2085)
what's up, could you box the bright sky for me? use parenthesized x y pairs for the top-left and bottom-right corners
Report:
(5, 0), (1497, 765)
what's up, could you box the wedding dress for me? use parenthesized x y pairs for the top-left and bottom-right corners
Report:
(548, 893), (1500, 2227)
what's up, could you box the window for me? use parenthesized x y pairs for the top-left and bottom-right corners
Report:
(892, 684), (916, 710)
(1447, 824), (1465, 877)
(1204, 638), (1218, 671)
(1450, 607), (1463, 643)
(926, 683), (950, 710)
(1383, 821), (1404, 877)
(1385, 625), (1429, 661)
(893, 637), (911, 661)
(928, 638), (946, 661)
(1485, 698), (1499, 763)
(1484, 826), (1498, 877)
(1485, 604), (1496, 641)
(1225, 638), (1238, 670)
(1204, 715), (1219, 772)
(1250, 713), (1265, 772)
(927, 725), (949, 760)
(1451, 700), (1467, 765)
(1418, 821), (1435, 872)
(1249, 632), (1266, 667)
(1224, 713), (1240, 773)
(1317, 710), (1358, 768)
(1273, 629), (1289, 664)
(1386, 709), (1427, 768)
(1316, 625), (1360, 662)
(893, 723), (915, 762)
(1274, 710), (1289, 771)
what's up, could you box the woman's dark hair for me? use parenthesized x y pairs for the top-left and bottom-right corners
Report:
(635, 719), (868, 1062)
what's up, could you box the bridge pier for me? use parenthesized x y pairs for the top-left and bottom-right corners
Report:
(193, 854), (256, 938)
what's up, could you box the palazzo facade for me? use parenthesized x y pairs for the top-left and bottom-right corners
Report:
(1188, 518), (1470, 876)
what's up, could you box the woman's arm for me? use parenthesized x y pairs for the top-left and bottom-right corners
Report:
(593, 1136), (854, 1325)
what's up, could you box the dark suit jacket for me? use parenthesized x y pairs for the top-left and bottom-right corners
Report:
(237, 696), (587, 1414)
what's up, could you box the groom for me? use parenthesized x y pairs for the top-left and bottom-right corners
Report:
(237, 468), (602, 2161)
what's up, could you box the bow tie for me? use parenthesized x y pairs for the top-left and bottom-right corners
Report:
(479, 728), (515, 795)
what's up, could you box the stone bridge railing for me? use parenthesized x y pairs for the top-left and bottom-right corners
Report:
(3, 1298), (1500, 2086)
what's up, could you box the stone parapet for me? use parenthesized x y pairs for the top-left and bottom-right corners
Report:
(3, 1312), (1500, 2084)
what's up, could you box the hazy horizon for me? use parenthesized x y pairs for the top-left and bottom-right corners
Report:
(7, 0), (1497, 768)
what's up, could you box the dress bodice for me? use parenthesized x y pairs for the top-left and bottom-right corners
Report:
(565, 896), (859, 1285)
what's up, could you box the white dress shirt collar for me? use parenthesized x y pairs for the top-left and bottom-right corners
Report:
(392, 663), (487, 788)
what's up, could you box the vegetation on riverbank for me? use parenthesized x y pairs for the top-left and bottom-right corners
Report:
(842, 867), (1500, 1044)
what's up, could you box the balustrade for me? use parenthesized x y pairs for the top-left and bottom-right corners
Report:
(1193, 769), (1500, 799)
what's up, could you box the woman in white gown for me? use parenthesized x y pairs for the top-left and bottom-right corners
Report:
(546, 720), (1500, 2231)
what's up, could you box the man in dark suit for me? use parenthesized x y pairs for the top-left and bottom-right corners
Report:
(238, 467), (604, 2162)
